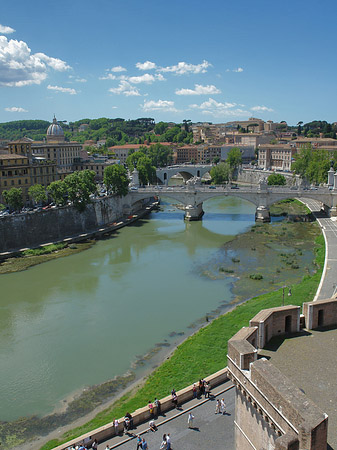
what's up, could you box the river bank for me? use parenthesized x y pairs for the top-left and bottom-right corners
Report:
(0, 200), (321, 450)
(0, 200), (159, 274)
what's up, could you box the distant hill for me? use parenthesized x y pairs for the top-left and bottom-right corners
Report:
(0, 118), (193, 146)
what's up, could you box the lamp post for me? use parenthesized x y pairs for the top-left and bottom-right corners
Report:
(282, 286), (292, 306)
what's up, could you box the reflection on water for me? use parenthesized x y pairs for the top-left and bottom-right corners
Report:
(0, 197), (256, 420)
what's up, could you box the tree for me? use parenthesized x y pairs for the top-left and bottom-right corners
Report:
(47, 180), (68, 206)
(3, 187), (23, 210)
(28, 184), (47, 205)
(146, 143), (173, 167)
(212, 156), (220, 165)
(182, 119), (192, 133)
(64, 170), (97, 210)
(137, 155), (156, 185)
(210, 162), (230, 184)
(126, 150), (146, 171)
(104, 164), (129, 196)
(227, 147), (242, 170)
(292, 145), (336, 184)
(267, 174), (286, 185)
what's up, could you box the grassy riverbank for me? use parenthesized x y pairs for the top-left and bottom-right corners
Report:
(0, 241), (95, 274)
(39, 230), (324, 450)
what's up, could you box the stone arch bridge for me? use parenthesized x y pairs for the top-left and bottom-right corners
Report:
(130, 184), (337, 221)
(155, 164), (212, 185)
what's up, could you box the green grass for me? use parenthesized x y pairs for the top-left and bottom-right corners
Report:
(39, 234), (325, 450)
(22, 243), (67, 256)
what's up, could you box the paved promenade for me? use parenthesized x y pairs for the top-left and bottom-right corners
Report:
(97, 381), (235, 450)
(298, 197), (337, 300)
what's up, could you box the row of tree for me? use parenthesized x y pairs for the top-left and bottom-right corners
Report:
(0, 118), (193, 146)
(291, 145), (337, 184)
(209, 148), (243, 183)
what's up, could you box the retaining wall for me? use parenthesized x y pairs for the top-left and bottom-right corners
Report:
(0, 195), (151, 253)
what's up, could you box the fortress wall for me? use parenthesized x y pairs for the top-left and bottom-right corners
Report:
(228, 301), (333, 450)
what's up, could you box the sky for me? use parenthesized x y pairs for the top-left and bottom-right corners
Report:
(0, 0), (336, 126)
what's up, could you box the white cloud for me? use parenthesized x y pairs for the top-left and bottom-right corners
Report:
(251, 105), (274, 112)
(0, 24), (15, 34)
(226, 67), (244, 73)
(175, 84), (221, 95)
(75, 77), (87, 83)
(110, 65), (127, 72)
(5, 106), (28, 112)
(35, 53), (71, 71)
(111, 106), (118, 109)
(99, 73), (116, 80)
(136, 61), (157, 70)
(189, 98), (249, 118)
(141, 99), (178, 112)
(0, 36), (71, 87)
(109, 80), (140, 96)
(47, 84), (77, 95)
(158, 60), (212, 75)
(122, 73), (165, 84)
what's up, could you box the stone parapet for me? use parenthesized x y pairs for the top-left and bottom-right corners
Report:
(50, 368), (228, 450)
(303, 297), (337, 329)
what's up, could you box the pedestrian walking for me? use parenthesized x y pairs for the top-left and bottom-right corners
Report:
(142, 438), (148, 449)
(188, 412), (195, 428)
(171, 392), (178, 408)
(192, 384), (197, 398)
(136, 435), (142, 450)
(198, 379), (203, 397)
(205, 382), (211, 398)
(160, 434), (167, 449)
(220, 398), (226, 415)
(114, 418), (119, 435)
(166, 433), (171, 450)
(215, 399), (220, 414)
(92, 439), (98, 450)
(155, 397), (161, 416)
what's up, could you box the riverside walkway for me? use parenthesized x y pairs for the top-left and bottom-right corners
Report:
(97, 381), (235, 450)
(298, 197), (337, 300)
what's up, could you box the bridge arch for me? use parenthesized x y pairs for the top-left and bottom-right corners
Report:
(156, 165), (212, 185)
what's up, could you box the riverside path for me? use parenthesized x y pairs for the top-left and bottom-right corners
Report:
(97, 380), (235, 450)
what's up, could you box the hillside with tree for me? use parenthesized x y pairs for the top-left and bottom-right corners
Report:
(0, 118), (193, 146)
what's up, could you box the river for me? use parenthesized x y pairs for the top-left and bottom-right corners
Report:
(0, 196), (258, 422)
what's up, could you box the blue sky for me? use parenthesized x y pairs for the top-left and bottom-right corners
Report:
(0, 0), (336, 125)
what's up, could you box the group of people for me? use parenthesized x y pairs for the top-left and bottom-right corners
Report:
(215, 398), (226, 415)
(68, 385), (227, 450)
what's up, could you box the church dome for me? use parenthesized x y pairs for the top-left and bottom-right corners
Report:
(47, 116), (64, 136)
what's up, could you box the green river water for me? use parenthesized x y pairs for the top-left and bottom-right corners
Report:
(0, 196), (257, 422)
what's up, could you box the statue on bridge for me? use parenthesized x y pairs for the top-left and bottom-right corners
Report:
(186, 176), (202, 188)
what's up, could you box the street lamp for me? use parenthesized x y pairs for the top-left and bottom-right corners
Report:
(282, 286), (292, 306)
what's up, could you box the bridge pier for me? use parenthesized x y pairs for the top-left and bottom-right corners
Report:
(255, 206), (271, 222)
(184, 203), (204, 221)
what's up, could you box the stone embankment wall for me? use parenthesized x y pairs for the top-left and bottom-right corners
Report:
(0, 195), (150, 253)
(237, 168), (297, 185)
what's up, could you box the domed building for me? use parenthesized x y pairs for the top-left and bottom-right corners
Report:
(31, 116), (82, 175)
(46, 116), (65, 143)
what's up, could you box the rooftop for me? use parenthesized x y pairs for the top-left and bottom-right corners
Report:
(259, 327), (337, 449)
